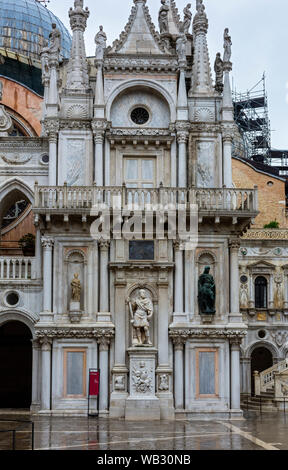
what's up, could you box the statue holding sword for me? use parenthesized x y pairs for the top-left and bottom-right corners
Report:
(127, 289), (154, 346)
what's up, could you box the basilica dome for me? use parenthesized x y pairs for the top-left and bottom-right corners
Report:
(0, 0), (71, 60)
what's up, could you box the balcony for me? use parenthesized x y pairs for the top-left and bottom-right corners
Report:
(34, 183), (258, 219)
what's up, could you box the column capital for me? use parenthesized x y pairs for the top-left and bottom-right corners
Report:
(177, 131), (189, 144)
(229, 239), (241, 251)
(31, 339), (41, 349)
(173, 239), (182, 251)
(99, 239), (110, 251)
(41, 237), (54, 249)
(98, 337), (110, 351)
(39, 337), (52, 351)
(229, 338), (242, 348)
(172, 336), (186, 350)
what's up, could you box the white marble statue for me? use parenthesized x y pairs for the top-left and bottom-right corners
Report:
(223, 28), (232, 62)
(128, 289), (153, 346)
(196, 0), (205, 14)
(48, 23), (61, 55)
(158, 0), (169, 34)
(95, 25), (107, 61)
(176, 33), (187, 64)
(183, 4), (192, 33)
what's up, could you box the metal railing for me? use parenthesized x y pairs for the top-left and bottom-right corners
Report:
(0, 419), (34, 451)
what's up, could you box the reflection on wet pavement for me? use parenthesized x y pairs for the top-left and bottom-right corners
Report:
(0, 411), (287, 450)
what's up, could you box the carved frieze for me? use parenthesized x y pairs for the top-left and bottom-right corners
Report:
(169, 328), (247, 341)
(0, 154), (33, 165)
(35, 327), (115, 339)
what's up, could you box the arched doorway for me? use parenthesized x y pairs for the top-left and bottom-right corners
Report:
(250, 346), (273, 395)
(0, 321), (32, 408)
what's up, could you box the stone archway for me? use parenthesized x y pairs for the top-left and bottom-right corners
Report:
(0, 321), (32, 408)
(250, 346), (273, 395)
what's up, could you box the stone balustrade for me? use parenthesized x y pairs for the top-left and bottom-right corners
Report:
(0, 257), (36, 280)
(34, 183), (258, 214)
(254, 359), (288, 395)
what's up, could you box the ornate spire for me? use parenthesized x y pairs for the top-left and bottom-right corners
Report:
(66, 0), (90, 91)
(108, 0), (170, 55)
(189, 0), (213, 96)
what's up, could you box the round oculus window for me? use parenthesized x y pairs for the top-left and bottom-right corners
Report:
(240, 275), (248, 284)
(41, 154), (49, 164)
(258, 330), (266, 339)
(6, 292), (19, 306)
(131, 107), (150, 125)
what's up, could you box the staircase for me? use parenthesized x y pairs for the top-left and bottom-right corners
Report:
(241, 358), (288, 412)
(241, 388), (278, 412)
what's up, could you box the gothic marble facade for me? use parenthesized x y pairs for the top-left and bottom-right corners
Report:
(0, 0), (264, 418)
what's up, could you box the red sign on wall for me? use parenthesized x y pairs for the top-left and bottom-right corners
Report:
(89, 370), (100, 397)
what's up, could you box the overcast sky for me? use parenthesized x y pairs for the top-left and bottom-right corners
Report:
(48, 0), (288, 150)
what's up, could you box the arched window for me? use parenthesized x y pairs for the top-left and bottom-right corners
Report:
(255, 276), (268, 308)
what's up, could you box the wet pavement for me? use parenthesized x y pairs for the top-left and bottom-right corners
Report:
(0, 411), (287, 450)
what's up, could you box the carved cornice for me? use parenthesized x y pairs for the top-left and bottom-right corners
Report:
(242, 229), (288, 240)
(103, 56), (178, 72)
(108, 127), (172, 137)
(169, 328), (247, 340)
(35, 327), (115, 339)
(59, 119), (91, 130)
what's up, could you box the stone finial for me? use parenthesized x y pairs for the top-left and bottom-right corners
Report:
(69, 0), (90, 31)
(0, 105), (13, 136)
(193, 0), (208, 34)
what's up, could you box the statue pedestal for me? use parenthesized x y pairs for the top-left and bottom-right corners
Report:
(125, 347), (160, 421)
(69, 301), (82, 323)
(201, 314), (214, 324)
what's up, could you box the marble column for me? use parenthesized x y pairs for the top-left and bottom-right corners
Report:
(229, 240), (241, 322)
(41, 238), (54, 314)
(177, 132), (189, 188)
(98, 241), (110, 322)
(40, 338), (52, 411)
(48, 134), (57, 186)
(98, 338), (110, 416)
(223, 132), (233, 188)
(31, 339), (41, 412)
(94, 131), (104, 186)
(173, 241), (186, 322)
(230, 339), (241, 411)
(173, 338), (185, 410)
(35, 227), (42, 279)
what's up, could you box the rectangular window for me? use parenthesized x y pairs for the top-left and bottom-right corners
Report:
(64, 349), (87, 398)
(129, 241), (155, 260)
(196, 348), (219, 398)
(124, 157), (156, 188)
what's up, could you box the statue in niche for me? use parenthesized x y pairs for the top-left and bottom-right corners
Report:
(71, 273), (81, 302)
(95, 25), (107, 61)
(128, 289), (153, 346)
(176, 32), (187, 63)
(214, 52), (224, 93)
(183, 4), (192, 33)
(198, 266), (216, 314)
(48, 23), (61, 55)
(223, 28), (232, 62)
(158, 0), (169, 34)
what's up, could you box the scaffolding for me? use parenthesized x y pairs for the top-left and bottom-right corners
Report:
(233, 74), (271, 163)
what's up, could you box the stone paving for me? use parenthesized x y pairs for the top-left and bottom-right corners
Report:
(0, 411), (287, 451)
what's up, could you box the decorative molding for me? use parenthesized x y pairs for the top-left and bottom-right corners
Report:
(59, 119), (91, 130)
(35, 327), (115, 339)
(109, 127), (171, 137)
(104, 56), (178, 73)
(242, 229), (288, 240)
(0, 154), (33, 165)
(169, 328), (247, 340)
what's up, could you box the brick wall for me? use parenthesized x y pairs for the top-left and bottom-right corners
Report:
(232, 157), (288, 228)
